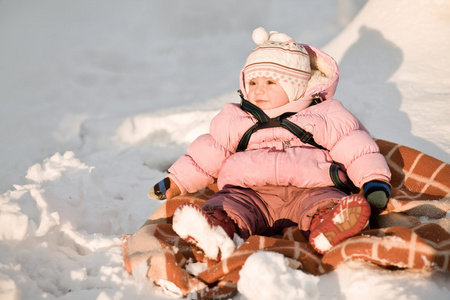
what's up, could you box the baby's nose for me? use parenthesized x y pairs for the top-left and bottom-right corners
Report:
(255, 85), (265, 93)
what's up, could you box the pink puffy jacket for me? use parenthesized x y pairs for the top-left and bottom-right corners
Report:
(168, 45), (391, 195)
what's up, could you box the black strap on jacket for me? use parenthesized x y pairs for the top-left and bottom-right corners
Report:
(236, 90), (351, 193)
(237, 99), (325, 152)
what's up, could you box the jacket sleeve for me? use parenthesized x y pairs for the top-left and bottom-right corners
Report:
(167, 105), (242, 195)
(314, 101), (391, 188)
(168, 133), (231, 195)
(330, 129), (391, 188)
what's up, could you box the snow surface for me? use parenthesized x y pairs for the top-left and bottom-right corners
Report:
(1, 0), (449, 299)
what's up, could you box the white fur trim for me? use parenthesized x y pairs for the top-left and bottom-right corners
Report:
(305, 51), (334, 91)
(172, 204), (236, 260)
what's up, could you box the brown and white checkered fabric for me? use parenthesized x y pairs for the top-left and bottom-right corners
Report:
(122, 140), (450, 299)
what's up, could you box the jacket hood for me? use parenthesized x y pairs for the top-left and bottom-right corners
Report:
(239, 44), (339, 118)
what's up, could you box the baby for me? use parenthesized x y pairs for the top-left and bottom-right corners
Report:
(149, 27), (391, 260)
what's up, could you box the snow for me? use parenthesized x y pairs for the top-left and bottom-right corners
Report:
(237, 252), (320, 300)
(185, 261), (209, 277)
(311, 233), (333, 254)
(0, 0), (449, 299)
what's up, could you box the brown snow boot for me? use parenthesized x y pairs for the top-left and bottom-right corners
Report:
(172, 202), (237, 261)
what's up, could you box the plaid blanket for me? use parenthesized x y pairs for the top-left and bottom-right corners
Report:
(122, 139), (450, 299)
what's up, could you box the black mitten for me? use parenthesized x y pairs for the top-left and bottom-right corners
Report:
(363, 180), (391, 209)
(148, 177), (180, 200)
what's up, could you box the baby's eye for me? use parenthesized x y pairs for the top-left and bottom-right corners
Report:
(248, 80), (256, 86)
(267, 80), (276, 85)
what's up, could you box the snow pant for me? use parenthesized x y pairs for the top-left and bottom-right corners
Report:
(202, 185), (348, 239)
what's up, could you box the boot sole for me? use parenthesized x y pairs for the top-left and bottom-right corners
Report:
(309, 194), (371, 254)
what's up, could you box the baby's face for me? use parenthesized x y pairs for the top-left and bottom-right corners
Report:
(247, 77), (289, 110)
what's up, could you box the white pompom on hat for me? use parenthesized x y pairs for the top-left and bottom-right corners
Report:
(244, 27), (311, 102)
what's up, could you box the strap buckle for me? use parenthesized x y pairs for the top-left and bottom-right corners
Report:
(312, 93), (323, 105)
(300, 132), (313, 144)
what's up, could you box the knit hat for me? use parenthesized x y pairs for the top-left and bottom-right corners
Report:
(244, 27), (311, 102)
